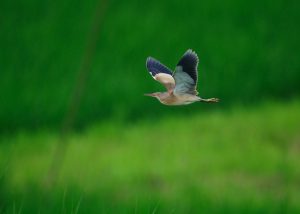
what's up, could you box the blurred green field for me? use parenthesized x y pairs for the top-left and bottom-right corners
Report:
(1, 0), (300, 212)
(1, 100), (300, 213)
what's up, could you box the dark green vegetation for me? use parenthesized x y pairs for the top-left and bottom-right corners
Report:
(1, 100), (300, 213)
(1, 0), (300, 130)
(1, 0), (300, 213)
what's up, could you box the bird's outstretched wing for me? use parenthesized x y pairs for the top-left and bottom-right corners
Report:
(146, 57), (175, 92)
(173, 49), (199, 95)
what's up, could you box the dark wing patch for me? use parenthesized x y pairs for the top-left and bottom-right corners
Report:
(176, 49), (199, 83)
(146, 57), (173, 77)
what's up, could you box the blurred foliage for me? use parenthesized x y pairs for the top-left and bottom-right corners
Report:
(1, 0), (300, 131)
(1, 100), (300, 213)
(1, 1), (300, 212)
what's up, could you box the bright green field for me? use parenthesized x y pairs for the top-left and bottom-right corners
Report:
(1, 100), (300, 213)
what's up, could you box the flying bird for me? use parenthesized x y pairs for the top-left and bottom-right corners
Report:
(145, 49), (219, 105)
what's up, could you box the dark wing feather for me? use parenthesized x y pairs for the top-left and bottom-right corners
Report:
(173, 49), (199, 95)
(176, 49), (198, 83)
(146, 57), (173, 77)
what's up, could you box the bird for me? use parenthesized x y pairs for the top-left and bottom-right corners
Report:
(145, 49), (219, 105)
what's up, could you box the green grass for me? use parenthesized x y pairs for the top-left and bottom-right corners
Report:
(1, 100), (300, 213)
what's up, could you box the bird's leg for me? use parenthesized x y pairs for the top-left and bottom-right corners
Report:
(200, 98), (219, 103)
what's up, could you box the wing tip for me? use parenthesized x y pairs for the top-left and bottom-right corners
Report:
(146, 57), (158, 69)
(146, 56), (152, 66)
(146, 56), (154, 61)
(184, 49), (199, 62)
(178, 49), (199, 67)
(146, 57), (156, 77)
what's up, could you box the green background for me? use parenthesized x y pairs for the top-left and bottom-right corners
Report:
(1, 0), (300, 213)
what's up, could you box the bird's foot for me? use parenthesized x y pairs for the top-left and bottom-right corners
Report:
(203, 98), (219, 103)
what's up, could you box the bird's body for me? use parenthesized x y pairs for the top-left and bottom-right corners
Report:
(151, 92), (200, 106)
(145, 49), (219, 105)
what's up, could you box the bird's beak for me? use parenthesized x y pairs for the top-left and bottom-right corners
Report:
(144, 93), (156, 97)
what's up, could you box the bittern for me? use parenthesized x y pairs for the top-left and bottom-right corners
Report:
(145, 49), (219, 105)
